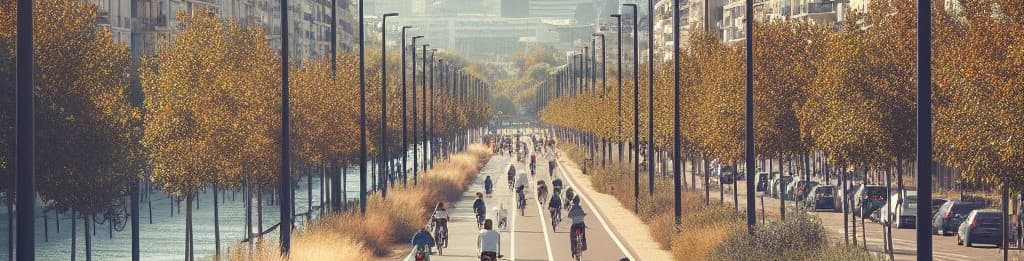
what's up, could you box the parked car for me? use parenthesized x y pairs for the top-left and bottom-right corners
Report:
(877, 191), (918, 228)
(805, 185), (837, 211)
(853, 185), (888, 217)
(957, 209), (1003, 247)
(931, 198), (949, 215)
(792, 180), (820, 202)
(755, 172), (771, 192)
(784, 177), (806, 200)
(768, 175), (794, 198)
(717, 165), (737, 184)
(933, 200), (987, 235)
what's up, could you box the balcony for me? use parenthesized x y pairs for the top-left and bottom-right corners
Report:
(792, 2), (835, 18)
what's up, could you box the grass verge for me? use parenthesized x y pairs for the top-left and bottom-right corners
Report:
(229, 144), (493, 260)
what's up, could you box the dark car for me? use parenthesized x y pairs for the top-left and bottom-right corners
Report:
(957, 209), (1003, 247)
(805, 185), (837, 211)
(933, 200), (987, 236)
(854, 185), (888, 217)
(718, 166), (736, 184)
(755, 172), (771, 192)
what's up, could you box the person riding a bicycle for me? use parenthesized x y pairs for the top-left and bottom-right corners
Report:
(549, 192), (563, 227)
(537, 181), (548, 204)
(548, 158), (557, 175)
(515, 185), (527, 215)
(567, 196), (588, 255)
(552, 177), (564, 195)
(477, 219), (501, 260)
(473, 192), (487, 228)
(411, 226), (436, 260)
(564, 187), (576, 209)
(484, 176), (494, 196)
(494, 204), (508, 231)
(431, 202), (450, 237)
(507, 164), (517, 188)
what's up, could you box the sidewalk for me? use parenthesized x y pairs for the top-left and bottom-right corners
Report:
(554, 151), (672, 261)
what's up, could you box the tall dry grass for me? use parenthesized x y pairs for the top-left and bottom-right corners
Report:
(559, 144), (872, 260)
(229, 144), (492, 260)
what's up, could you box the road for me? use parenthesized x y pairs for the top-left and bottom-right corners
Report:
(404, 129), (633, 261)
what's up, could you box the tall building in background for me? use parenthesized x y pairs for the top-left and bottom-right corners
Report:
(529, 0), (592, 18)
(87, 0), (357, 62)
(502, 0), (529, 17)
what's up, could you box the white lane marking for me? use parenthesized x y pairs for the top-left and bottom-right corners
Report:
(556, 154), (637, 260)
(530, 161), (556, 261)
(508, 161), (518, 261)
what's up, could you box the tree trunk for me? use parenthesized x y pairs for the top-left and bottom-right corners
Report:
(148, 182), (153, 224)
(703, 154), (710, 205)
(885, 166), (894, 259)
(214, 184), (221, 259)
(85, 214), (92, 261)
(55, 208), (60, 233)
(780, 156), (787, 221)
(257, 187), (264, 241)
(43, 208), (48, 242)
(733, 160), (738, 211)
(842, 167), (849, 246)
(307, 167), (313, 223)
(862, 169), (868, 248)
(71, 209), (76, 261)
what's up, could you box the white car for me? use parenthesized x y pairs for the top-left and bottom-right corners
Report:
(877, 190), (918, 228)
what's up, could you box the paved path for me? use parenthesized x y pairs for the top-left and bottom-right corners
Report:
(405, 128), (633, 261)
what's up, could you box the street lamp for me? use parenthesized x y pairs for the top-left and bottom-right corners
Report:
(358, 0), (367, 216)
(429, 51), (438, 168)
(400, 26), (412, 188)
(279, 0), (292, 253)
(422, 45), (431, 171)
(593, 32), (607, 167)
(646, 0), (656, 198)
(743, 0), (757, 232)
(623, 3), (639, 212)
(379, 12), (399, 199)
(411, 36), (423, 185)
(330, 0), (343, 213)
(672, 0), (683, 228)
(611, 14), (624, 164)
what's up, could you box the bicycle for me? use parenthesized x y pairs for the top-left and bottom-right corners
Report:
(432, 219), (447, 256)
(571, 226), (585, 261)
(517, 193), (527, 216)
(550, 207), (561, 231)
(475, 211), (485, 229)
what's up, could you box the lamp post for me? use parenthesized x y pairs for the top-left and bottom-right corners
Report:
(743, 0), (757, 232)
(611, 14), (623, 164)
(623, 3), (639, 212)
(915, 0), (934, 258)
(400, 25), (412, 188)
(422, 45), (431, 171)
(330, 0), (342, 212)
(646, 0), (656, 198)
(358, 0), (367, 216)
(279, 0), (292, 253)
(379, 12), (399, 199)
(15, 0), (36, 258)
(411, 37), (423, 185)
(672, 0), (683, 228)
(429, 51), (437, 168)
(594, 32), (607, 168)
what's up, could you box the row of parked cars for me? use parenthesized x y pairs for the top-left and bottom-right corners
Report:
(753, 172), (1006, 248)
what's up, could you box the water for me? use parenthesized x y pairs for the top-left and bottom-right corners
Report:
(0, 145), (432, 260)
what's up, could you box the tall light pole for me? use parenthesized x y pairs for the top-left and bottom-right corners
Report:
(279, 0), (292, 253)
(646, 0), (656, 198)
(329, 0), (342, 213)
(358, 0), (368, 215)
(623, 3), (639, 212)
(611, 14), (624, 164)
(594, 32), (607, 168)
(400, 25), (412, 188)
(411, 37), (423, 185)
(16, 0), (36, 258)
(422, 45), (431, 171)
(379, 12), (399, 199)
(743, 0), (757, 232)
(915, 0), (933, 258)
(429, 51), (437, 168)
(672, 0), (683, 227)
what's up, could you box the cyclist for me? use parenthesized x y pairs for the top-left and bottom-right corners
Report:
(506, 164), (517, 188)
(515, 170), (530, 191)
(567, 196), (588, 256)
(552, 177), (564, 195)
(431, 203), (450, 244)
(477, 219), (501, 260)
(530, 153), (537, 168)
(473, 192), (487, 228)
(536, 181), (548, 204)
(564, 187), (576, 210)
(548, 158), (557, 175)
(484, 176), (494, 196)
(548, 192), (563, 230)
(494, 204), (509, 231)
(515, 185), (527, 216)
(411, 226), (436, 260)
